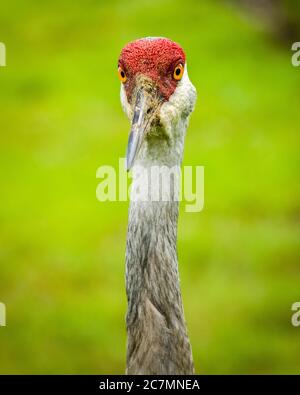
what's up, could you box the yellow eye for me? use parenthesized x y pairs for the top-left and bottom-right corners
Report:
(118, 66), (127, 83)
(173, 63), (184, 80)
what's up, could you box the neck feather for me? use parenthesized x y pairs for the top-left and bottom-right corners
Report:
(125, 120), (194, 374)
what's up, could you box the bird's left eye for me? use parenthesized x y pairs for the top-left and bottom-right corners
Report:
(173, 63), (184, 80)
(118, 66), (127, 83)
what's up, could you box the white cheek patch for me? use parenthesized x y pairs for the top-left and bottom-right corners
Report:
(159, 65), (197, 136)
(120, 84), (132, 120)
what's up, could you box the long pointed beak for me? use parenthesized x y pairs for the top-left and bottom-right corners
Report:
(126, 83), (161, 171)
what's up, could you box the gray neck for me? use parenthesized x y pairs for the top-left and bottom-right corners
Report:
(125, 121), (194, 374)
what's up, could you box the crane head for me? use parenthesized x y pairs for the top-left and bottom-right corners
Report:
(118, 37), (196, 170)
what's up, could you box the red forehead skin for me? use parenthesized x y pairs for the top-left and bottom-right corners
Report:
(118, 38), (186, 101)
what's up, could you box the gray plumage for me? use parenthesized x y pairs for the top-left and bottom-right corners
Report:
(126, 200), (194, 374)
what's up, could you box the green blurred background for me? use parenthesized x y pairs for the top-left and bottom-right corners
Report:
(0, 0), (300, 374)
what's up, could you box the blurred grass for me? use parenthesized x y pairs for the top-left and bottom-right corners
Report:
(0, 0), (299, 374)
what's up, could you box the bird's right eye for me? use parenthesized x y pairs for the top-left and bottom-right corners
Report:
(173, 63), (184, 81)
(118, 66), (127, 83)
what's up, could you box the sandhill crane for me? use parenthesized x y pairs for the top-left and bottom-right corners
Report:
(118, 37), (197, 374)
